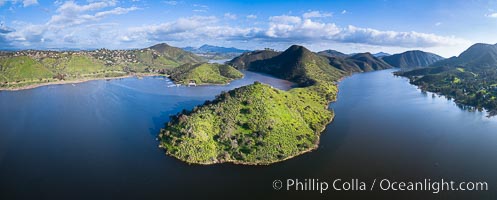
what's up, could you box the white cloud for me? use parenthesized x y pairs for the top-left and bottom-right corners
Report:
(224, 13), (237, 20)
(335, 25), (468, 47)
(123, 15), (260, 42)
(341, 10), (347, 14)
(7, 23), (46, 43)
(193, 4), (208, 8)
(95, 6), (139, 18)
(486, 12), (497, 18)
(302, 11), (332, 19)
(163, 1), (177, 5)
(22, 0), (37, 7)
(435, 22), (442, 26)
(269, 15), (301, 24)
(246, 14), (257, 19)
(1, 0), (137, 48)
(47, 1), (137, 29)
(1, 8), (470, 52)
(0, 0), (38, 7)
(0, 22), (15, 33)
(122, 13), (467, 49)
(261, 15), (469, 48)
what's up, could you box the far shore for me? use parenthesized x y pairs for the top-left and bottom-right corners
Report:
(0, 73), (166, 91)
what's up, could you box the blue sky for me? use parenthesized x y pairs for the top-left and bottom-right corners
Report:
(1, 0), (497, 57)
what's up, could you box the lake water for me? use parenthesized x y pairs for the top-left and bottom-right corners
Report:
(1, 69), (496, 199)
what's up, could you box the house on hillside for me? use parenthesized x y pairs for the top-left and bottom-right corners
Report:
(188, 80), (197, 87)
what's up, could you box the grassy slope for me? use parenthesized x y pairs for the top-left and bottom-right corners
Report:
(169, 63), (243, 85)
(160, 82), (332, 164)
(395, 43), (497, 113)
(0, 55), (126, 88)
(133, 50), (180, 70)
(0, 43), (205, 89)
(160, 45), (344, 165)
(0, 56), (53, 82)
(149, 43), (205, 64)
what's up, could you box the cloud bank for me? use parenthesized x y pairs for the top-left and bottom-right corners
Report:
(0, 3), (469, 51)
(122, 13), (469, 48)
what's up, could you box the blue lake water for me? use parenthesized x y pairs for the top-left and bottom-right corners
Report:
(1, 69), (496, 199)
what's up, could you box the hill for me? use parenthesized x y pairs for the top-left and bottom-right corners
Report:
(183, 44), (249, 54)
(182, 44), (250, 60)
(160, 45), (345, 165)
(228, 49), (280, 70)
(169, 63), (243, 85)
(430, 43), (497, 69)
(317, 49), (348, 58)
(347, 53), (393, 71)
(373, 52), (391, 57)
(148, 43), (205, 64)
(160, 82), (332, 164)
(382, 50), (444, 68)
(232, 45), (345, 85)
(319, 52), (392, 73)
(0, 43), (204, 90)
(396, 43), (497, 115)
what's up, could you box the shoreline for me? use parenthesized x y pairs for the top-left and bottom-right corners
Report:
(159, 80), (340, 166)
(160, 103), (337, 166)
(0, 73), (164, 92)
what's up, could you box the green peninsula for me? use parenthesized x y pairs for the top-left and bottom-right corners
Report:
(0, 43), (204, 90)
(396, 43), (497, 115)
(160, 45), (348, 165)
(169, 63), (243, 85)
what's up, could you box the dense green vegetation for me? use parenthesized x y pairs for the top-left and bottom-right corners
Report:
(396, 43), (497, 115)
(0, 56), (54, 82)
(317, 49), (348, 58)
(0, 43), (204, 89)
(160, 82), (333, 164)
(147, 43), (205, 65)
(382, 50), (444, 68)
(319, 51), (393, 73)
(160, 45), (348, 165)
(169, 63), (243, 85)
(228, 49), (280, 69)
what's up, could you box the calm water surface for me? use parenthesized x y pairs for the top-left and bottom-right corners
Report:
(1, 69), (496, 200)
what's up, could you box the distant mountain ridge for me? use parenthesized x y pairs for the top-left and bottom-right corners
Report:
(235, 45), (345, 85)
(231, 48), (392, 75)
(317, 50), (392, 73)
(161, 45), (347, 165)
(431, 43), (497, 68)
(183, 44), (250, 54)
(395, 42), (497, 115)
(373, 52), (391, 57)
(382, 50), (444, 68)
(228, 49), (281, 70)
(149, 43), (205, 64)
(317, 49), (348, 58)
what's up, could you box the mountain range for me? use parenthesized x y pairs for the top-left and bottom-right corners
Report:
(382, 50), (444, 68)
(430, 43), (497, 69)
(231, 47), (393, 75)
(373, 52), (391, 57)
(183, 44), (250, 54)
(161, 45), (347, 164)
(182, 44), (250, 60)
(396, 42), (497, 115)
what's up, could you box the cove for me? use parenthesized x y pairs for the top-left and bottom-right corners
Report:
(1, 69), (496, 199)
